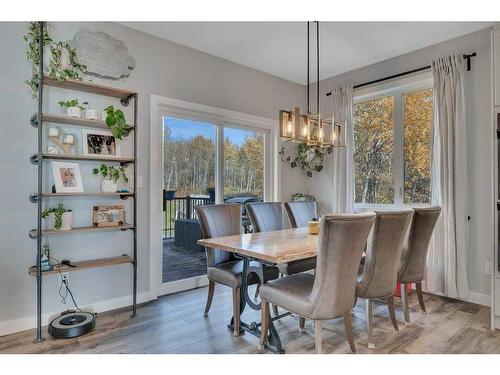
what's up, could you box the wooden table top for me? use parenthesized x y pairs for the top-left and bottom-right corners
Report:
(197, 227), (318, 264)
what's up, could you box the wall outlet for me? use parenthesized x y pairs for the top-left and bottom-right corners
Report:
(486, 261), (493, 276)
(137, 175), (143, 188)
(61, 272), (69, 281)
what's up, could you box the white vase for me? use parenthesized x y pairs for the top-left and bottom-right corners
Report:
(85, 109), (98, 120)
(101, 179), (118, 193)
(67, 107), (81, 118)
(60, 212), (73, 231)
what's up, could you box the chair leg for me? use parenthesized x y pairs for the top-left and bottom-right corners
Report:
(272, 304), (279, 317)
(415, 281), (426, 314)
(401, 283), (411, 324)
(232, 287), (241, 336)
(204, 280), (215, 317)
(386, 296), (399, 332)
(259, 301), (270, 349)
(315, 320), (323, 354)
(365, 299), (375, 350)
(343, 313), (357, 354)
(299, 317), (305, 332)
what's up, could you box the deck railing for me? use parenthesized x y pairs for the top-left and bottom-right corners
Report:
(163, 193), (214, 238)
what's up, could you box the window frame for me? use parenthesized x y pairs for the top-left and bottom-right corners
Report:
(353, 73), (433, 210)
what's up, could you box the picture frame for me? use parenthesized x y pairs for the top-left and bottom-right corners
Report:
(82, 129), (121, 158)
(51, 161), (84, 193)
(92, 205), (126, 227)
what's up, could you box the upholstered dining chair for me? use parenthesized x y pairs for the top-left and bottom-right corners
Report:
(246, 201), (317, 328)
(356, 209), (413, 349)
(259, 212), (376, 353)
(397, 206), (441, 324)
(196, 203), (279, 336)
(284, 201), (318, 228)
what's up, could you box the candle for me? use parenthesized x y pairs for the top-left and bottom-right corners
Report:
(63, 134), (74, 144)
(48, 127), (59, 137)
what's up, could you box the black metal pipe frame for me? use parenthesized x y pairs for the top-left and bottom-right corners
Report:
(325, 52), (477, 96)
(36, 21), (45, 343)
(132, 93), (138, 318)
(306, 22), (310, 114)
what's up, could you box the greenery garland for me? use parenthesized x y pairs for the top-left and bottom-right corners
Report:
(279, 141), (333, 178)
(24, 22), (86, 98)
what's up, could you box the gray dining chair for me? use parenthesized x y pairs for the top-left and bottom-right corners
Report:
(397, 206), (441, 324)
(284, 201), (318, 228)
(259, 212), (376, 353)
(356, 209), (413, 350)
(196, 203), (279, 336)
(246, 201), (317, 328)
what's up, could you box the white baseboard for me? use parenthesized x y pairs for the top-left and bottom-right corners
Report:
(0, 291), (155, 337)
(423, 288), (490, 307)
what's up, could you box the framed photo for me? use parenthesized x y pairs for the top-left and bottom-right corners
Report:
(82, 129), (121, 158)
(51, 162), (84, 193)
(92, 205), (126, 227)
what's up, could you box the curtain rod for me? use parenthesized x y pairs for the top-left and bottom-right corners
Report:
(325, 52), (476, 96)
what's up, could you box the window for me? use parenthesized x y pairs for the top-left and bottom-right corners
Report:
(354, 82), (433, 207)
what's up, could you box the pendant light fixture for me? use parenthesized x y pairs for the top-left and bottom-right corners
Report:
(279, 21), (346, 148)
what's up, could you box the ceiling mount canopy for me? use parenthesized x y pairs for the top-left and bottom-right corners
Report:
(279, 21), (345, 148)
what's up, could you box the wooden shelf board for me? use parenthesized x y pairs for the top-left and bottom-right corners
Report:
(43, 76), (136, 99)
(40, 113), (135, 130)
(29, 255), (132, 276)
(30, 224), (134, 237)
(42, 153), (134, 163)
(42, 192), (134, 197)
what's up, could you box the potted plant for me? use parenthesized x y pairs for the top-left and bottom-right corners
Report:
(164, 190), (176, 201)
(92, 164), (129, 193)
(104, 105), (131, 140)
(290, 192), (316, 202)
(41, 203), (73, 230)
(58, 99), (87, 118)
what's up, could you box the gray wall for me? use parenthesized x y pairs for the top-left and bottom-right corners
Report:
(310, 28), (493, 298)
(0, 21), (305, 331)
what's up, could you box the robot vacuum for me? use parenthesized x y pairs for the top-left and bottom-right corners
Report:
(48, 310), (96, 339)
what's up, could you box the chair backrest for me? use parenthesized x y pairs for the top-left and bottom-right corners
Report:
(398, 206), (441, 283)
(246, 202), (284, 232)
(357, 209), (414, 299)
(309, 212), (376, 320)
(283, 201), (318, 228)
(195, 204), (241, 267)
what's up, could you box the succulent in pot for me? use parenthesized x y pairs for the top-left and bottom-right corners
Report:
(58, 99), (87, 118)
(41, 203), (73, 230)
(93, 164), (129, 193)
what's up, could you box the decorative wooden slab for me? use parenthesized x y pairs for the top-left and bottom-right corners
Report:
(39, 113), (136, 130)
(43, 76), (136, 99)
(28, 255), (132, 276)
(29, 224), (134, 238)
(198, 227), (318, 264)
(42, 153), (135, 163)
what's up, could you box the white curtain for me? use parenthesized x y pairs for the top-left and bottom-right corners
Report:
(425, 54), (470, 299)
(331, 84), (355, 214)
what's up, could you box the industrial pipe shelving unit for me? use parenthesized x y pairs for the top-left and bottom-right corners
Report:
(30, 22), (138, 342)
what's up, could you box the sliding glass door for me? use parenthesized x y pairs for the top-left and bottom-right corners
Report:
(159, 115), (269, 294)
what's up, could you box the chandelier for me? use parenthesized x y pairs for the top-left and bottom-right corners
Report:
(279, 21), (345, 147)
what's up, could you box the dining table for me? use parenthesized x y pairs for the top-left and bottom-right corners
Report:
(198, 226), (319, 353)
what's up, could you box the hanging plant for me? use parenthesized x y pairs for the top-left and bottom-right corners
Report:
(48, 41), (86, 81)
(23, 22), (86, 98)
(23, 22), (52, 98)
(279, 141), (333, 178)
(104, 105), (132, 140)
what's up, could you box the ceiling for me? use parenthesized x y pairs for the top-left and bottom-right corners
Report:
(121, 22), (491, 85)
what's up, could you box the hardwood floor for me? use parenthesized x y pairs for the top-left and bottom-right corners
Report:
(0, 285), (498, 354)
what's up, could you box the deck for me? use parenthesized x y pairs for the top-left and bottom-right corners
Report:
(162, 239), (206, 283)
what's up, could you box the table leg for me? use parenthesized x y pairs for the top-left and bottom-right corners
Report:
(228, 257), (288, 354)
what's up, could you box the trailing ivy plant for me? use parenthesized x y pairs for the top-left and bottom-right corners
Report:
(23, 22), (86, 98)
(92, 164), (129, 184)
(23, 21), (52, 98)
(104, 105), (131, 140)
(279, 141), (333, 178)
(48, 41), (86, 82)
(41, 203), (72, 230)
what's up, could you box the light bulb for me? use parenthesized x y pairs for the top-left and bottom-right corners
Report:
(286, 120), (293, 135)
